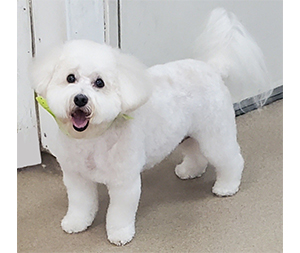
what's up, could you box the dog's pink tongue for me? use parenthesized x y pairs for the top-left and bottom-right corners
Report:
(71, 110), (88, 128)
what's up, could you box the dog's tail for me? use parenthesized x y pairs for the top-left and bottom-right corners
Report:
(194, 8), (272, 106)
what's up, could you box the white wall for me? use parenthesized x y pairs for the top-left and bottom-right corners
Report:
(120, 0), (283, 102)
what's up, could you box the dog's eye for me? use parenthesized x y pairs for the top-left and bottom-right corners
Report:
(66, 74), (76, 83)
(94, 78), (105, 88)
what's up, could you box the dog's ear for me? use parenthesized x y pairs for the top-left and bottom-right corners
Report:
(115, 51), (152, 113)
(30, 46), (62, 97)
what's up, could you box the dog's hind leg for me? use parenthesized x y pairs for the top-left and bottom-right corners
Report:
(175, 137), (208, 180)
(192, 127), (244, 197)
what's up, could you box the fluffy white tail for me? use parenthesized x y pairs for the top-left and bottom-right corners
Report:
(195, 8), (272, 106)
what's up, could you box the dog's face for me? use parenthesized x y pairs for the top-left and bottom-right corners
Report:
(31, 40), (152, 138)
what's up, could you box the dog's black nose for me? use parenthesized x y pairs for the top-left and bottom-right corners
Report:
(74, 94), (88, 107)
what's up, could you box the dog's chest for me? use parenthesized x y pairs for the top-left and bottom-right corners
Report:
(61, 139), (105, 170)
(79, 144), (107, 170)
(70, 143), (100, 170)
(84, 151), (97, 170)
(65, 139), (124, 183)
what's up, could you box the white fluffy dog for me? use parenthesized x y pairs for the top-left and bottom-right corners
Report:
(32, 9), (270, 245)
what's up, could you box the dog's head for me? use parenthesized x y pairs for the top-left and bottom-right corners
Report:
(31, 40), (152, 138)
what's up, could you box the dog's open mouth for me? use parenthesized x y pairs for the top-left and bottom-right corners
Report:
(71, 109), (90, 132)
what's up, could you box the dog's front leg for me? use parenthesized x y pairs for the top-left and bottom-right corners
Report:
(106, 175), (141, 246)
(61, 170), (99, 233)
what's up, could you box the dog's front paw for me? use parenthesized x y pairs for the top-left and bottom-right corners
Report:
(61, 214), (93, 233)
(212, 181), (240, 197)
(107, 223), (135, 246)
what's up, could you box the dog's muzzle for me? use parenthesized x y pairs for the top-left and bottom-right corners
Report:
(71, 94), (91, 132)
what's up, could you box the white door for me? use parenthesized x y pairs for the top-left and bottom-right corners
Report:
(17, 0), (41, 168)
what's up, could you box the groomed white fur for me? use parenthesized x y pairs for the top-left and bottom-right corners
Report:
(31, 8), (269, 246)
